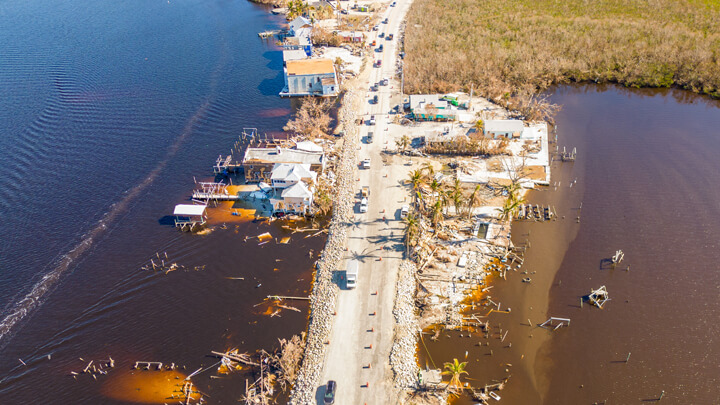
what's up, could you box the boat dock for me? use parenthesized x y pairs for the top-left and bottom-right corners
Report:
(191, 182), (239, 202)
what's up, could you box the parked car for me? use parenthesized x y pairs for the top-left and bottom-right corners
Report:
(370, 40), (376, 46)
(380, 78), (389, 86)
(383, 17), (388, 24)
(367, 131), (374, 142)
(373, 25), (379, 31)
(362, 158), (371, 169)
(377, 44), (383, 52)
(324, 381), (337, 404)
(375, 59), (382, 67)
(373, 94), (378, 104)
(369, 115), (376, 125)
(391, 1), (396, 6)
(379, 32), (384, 38)
(360, 197), (369, 213)
(387, 33), (394, 40)
(400, 204), (409, 218)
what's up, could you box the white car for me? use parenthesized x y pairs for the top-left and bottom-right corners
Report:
(360, 198), (369, 213)
(362, 158), (371, 169)
(400, 204), (409, 218)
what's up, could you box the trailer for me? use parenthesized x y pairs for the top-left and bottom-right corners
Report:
(346, 259), (359, 289)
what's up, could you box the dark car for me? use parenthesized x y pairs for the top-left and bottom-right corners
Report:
(387, 33), (394, 40)
(377, 44), (383, 52)
(379, 32), (384, 38)
(383, 17), (388, 24)
(373, 95), (378, 104)
(324, 380), (336, 404)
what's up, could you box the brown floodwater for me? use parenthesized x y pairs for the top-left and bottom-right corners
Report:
(419, 84), (720, 404)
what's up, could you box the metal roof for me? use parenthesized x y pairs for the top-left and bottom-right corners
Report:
(484, 119), (525, 133)
(244, 147), (324, 166)
(173, 204), (206, 216)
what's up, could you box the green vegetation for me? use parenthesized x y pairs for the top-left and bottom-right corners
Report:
(404, 0), (720, 113)
(442, 358), (469, 391)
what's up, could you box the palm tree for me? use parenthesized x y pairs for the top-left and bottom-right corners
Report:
(395, 134), (410, 154)
(408, 169), (424, 192)
(450, 178), (464, 217)
(429, 178), (441, 205)
(422, 162), (435, 180)
(403, 213), (419, 252)
(431, 199), (444, 227)
(465, 184), (484, 218)
(497, 193), (524, 221)
(442, 358), (468, 391)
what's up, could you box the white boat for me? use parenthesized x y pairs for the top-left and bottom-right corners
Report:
(488, 391), (501, 401)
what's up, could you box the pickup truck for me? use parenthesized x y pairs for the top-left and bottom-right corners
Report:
(360, 197), (368, 213)
(361, 186), (370, 197)
(361, 158), (370, 169)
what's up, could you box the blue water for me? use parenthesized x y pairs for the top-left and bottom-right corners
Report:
(0, 1), (323, 402)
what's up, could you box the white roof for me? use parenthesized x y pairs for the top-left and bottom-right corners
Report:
(409, 94), (441, 109)
(485, 119), (525, 133)
(281, 182), (313, 198)
(283, 49), (307, 62)
(295, 140), (323, 152)
(289, 16), (311, 33)
(173, 204), (206, 216)
(271, 163), (317, 183)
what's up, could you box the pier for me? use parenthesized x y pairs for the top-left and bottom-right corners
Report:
(191, 181), (239, 202)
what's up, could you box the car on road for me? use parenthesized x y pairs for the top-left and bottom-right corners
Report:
(380, 78), (389, 86)
(324, 380), (337, 404)
(400, 204), (409, 218)
(375, 59), (382, 67)
(368, 115), (376, 125)
(367, 131), (374, 143)
(373, 94), (378, 104)
(362, 158), (371, 169)
(373, 25), (379, 31)
(391, 1), (396, 5)
(377, 44), (383, 52)
(383, 17), (388, 24)
(387, 33), (394, 40)
(370, 40), (376, 46)
(379, 32), (384, 38)
(359, 197), (368, 213)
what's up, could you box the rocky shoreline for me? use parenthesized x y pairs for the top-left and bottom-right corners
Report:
(390, 260), (421, 389)
(288, 89), (361, 405)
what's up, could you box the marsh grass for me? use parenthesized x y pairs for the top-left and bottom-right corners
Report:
(404, 0), (720, 106)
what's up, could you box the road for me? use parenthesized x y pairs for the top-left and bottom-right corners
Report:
(316, 1), (414, 404)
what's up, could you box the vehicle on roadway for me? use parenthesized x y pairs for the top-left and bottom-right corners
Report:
(367, 131), (374, 143)
(373, 94), (378, 104)
(360, 197), (368, 213)
(383, 17), (388, 24)
(387, 33), (394, 40)
(324, 380), (337, 404)
(401, 204), (409, 218)
(377, 44), (383, 52)
(380, 78), (389, 86)
(370, 39), (376, 46)
(368, 115), (376, 126)
(362, 158), (371, 169)
(391, 1), (396, 5)
(379, 32), (384, 38)
(375, 59), (382, 67)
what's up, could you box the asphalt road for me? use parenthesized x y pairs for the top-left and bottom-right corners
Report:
(316, 1), (414, 404)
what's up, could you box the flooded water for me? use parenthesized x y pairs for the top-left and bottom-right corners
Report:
(0, 0), (326, 403)
(419, 84), (720, 404)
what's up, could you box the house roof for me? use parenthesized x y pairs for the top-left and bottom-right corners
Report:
(281, 182), (313, 199)
(244, 147), (324, 166)
(286, 59), (335, 76)
(173, 204), (206, 216)
(271, 163), (317, 182)
(295, 140), (323, 152)
(283, 49), (307, 62)
(484, 119), (525, 133)
(409, 94), (441, 110)
(289, 16), (311, 34)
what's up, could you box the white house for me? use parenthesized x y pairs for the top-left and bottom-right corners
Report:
(484, 120), (525, 139)
(281, 58), (338, 97)
(288, 16), (312, 37)
(270, 163), (317, 190)
(270, 181), (314, 215)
